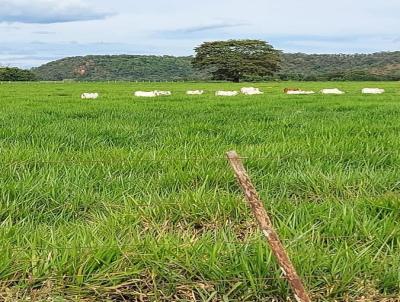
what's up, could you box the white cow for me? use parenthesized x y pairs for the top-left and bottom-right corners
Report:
(286, 90), (315, 95)
(320, 88), (345, 95)
(240, 87), (263, 95)
(362, 88), (385, 94)
(154, 90), (172, 96)
(81, 93), (99, 99)
(134, 91), (157, 97)
(187, 90), (204, 95)
(215, 91), (238, 96)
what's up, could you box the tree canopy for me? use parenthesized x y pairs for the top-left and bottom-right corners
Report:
(0, 67), (36, 81)
(192, 40), (282, 82)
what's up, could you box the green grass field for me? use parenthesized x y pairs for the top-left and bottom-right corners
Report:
(1, 81), (400, 301)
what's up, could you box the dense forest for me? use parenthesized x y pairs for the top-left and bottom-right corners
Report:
(32, 52), (400, 81)
(32, 55), (209, 81)
(279, 52), (400, 81)
(0, 67), (36, 81)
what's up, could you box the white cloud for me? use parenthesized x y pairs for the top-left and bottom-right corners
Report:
(0, 0), (114, 24)
(0, 0), (399, 67)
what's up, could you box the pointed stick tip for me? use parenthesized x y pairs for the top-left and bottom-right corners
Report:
(226, 151), (239, 159)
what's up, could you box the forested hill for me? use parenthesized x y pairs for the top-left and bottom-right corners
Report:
(280, 52), (400, 81)
(32, 55), (209, 81)
(32, 52), (400, 81)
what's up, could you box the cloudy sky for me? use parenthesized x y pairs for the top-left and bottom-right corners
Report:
(1, 0), (399, 68)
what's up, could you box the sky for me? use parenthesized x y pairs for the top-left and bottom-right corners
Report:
(0, 0), (399, 68)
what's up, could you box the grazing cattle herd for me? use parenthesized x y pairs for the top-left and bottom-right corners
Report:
(81, 87), (387, 99)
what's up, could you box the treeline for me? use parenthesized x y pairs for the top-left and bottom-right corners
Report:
(0, 67), (36, 81)
(29, 51), (400, 82)
(279, 52), (400, 81)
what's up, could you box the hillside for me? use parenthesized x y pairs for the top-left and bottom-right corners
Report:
(32, 52), (400, 81)
(32, 55), (209, 81)
(279, 52), (400, 81)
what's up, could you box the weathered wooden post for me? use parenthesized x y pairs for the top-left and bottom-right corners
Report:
(226, 151), (311, 302)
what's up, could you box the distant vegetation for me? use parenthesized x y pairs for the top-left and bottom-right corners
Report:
(0, 67), (36, 81)
(32, 55), (209, 82)
(279, 52), (400, 81)
(32, 51), (400, 81)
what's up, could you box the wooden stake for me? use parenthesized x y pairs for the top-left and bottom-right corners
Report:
(226, 151), (311, 302)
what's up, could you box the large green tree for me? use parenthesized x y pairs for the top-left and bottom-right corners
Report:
(192, 39), (281, 82)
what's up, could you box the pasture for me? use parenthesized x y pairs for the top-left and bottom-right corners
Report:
(1, 81), (400, 301)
